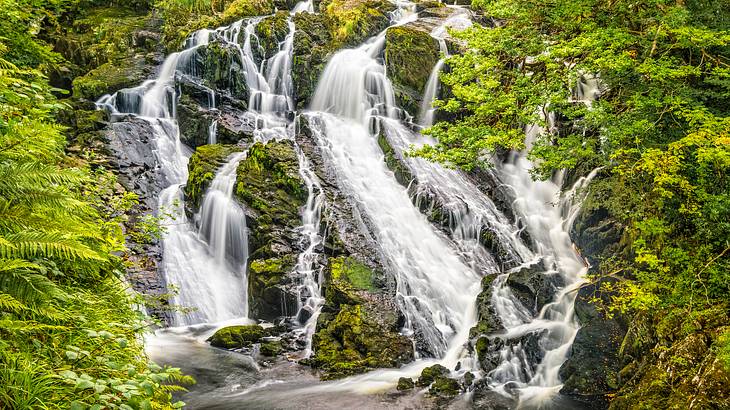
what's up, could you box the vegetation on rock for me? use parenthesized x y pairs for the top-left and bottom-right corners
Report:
(207, 324), (265, 348)
(185, 144), (243, 210)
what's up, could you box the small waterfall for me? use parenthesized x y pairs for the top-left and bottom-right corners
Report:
(418, 11), (472, 128)
(293, 150), (326, 357)
(96, 26), (252, 326)
(484, 122), (596, 405)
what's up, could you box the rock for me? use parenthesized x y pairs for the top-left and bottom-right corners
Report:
(219, 0), (276, 26)
(255, 12), (291, 59)
(384, 23), (440, 117)
(505, 260), (563, 315)
(235, 140), (306, 320)
(184, 144), (244, 211)
(571, 205), (626, 269)
(471, 382), (516, 410)
(199, 40), (250, 101)
(208, 325), (265, 348)
(558, 277), (628, 405)
(470, 274), (504, 338)
(416, 364), (449, 386)
(72, 54), (154, 100)
(259, 340), (283, 356)
(397, 377), (415, 390)
(310, 255), (413, 379)
(429, 376), (460, 397)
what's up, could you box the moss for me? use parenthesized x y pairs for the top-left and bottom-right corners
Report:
(384, 24), (440, 115)
(201, 41), (249, 100)
(429, 376), (460, 397)
(71, 55), (150, 99)
(320, 0), (394, 46)
(329, 256), (375, 292)
(208, 325), (265, 348)
(255, 12), (291, 58)
(310, 304), (414, 380)
(220, 0), (275, 25)
(378, 133), (413, 186)
(397, 377), (415, 390)
(416, 364), (449, 386)
(259, 340), (282, 356)
(184, 144), (243, 211)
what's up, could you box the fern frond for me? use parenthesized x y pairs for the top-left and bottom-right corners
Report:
(0, 232), (105, 261)
(0, 293), (27, 313)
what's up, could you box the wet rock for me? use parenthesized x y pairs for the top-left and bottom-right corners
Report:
(471, 383), (516, 410)
(177, 94), (218, 148)
(416, 364), (449, 387)
(470, 274), (504, 337)
(208, 325), (265, 348)
(397, 377), (415, 390)
(199, 40), (250, 101)
(259, 340), (283, 356)
(429, 376), (460, 397)
(72, 54), (155, 100)
(559, 277), (628, 406)
(571, 206), (626, 269)
(184, 144), (244, 211)
(384, 22), (440, 117)
(255, 12), (291, 59)
(505, 260), (563, 315)
(310, 256), (413, 379)
(234, 140), (306, 320)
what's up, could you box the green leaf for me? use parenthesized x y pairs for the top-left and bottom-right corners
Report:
(75, 379), (94, 390)
(65, 350), (78, 360)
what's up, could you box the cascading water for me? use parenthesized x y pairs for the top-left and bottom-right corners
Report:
(292, 150), (326, 357)
(418, 10), (472, 128)
(308, 12), (482, 368)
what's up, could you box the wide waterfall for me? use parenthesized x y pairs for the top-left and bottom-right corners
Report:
(95, 0), (602, 406)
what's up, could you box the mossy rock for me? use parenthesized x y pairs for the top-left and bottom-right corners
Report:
(247, 255), (298, 320)
(259, 340), (283, 356)
(72, 54), (152, 100)
(220, 0), (275, 25)
(429, 376), (460, 397)
(311, 304), (414, 380)
(200, 40), (249, 100)
(416, 364), (449, 386)
(384, 23), (440, 115)
(329, 256), (376, 292)
(320, 0), (394, 46)
(184, 144), (243, 211)
(397, 377), (415, 390)
(469, 274), (503, 338)
(208, 324), (265, 348)
(255, 12), (291, 59)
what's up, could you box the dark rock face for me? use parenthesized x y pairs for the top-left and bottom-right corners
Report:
(234, 140), (307, 320)
(571, 206), (626, 268)
(559, 277), (628, 408)
(505, 260), (564, 315)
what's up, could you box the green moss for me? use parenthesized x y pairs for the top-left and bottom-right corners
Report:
(185, 144), (243, 210)
(220, 0), (275, 25)
(321, 0), (393, 46)
(71, 56), (149, 99)
(259, 340), (282, 356)
(255, 12), (291, 58)
(397, 377), (415, 390)
(378, 133), (413, 186)
(329, 257), (375, 292)
(429, 376), (460, 397)
(416, 364), (449, 386)
(208, 325), (265, 348)
(311, 304), (414, 380)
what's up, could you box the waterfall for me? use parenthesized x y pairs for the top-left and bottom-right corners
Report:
(418, 11), (472, 128)
(308, 8), (481, 364)
(293, 150), (326, 357)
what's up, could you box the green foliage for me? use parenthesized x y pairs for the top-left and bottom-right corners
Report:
(428, 0), (730, 403)
(0, 0), (192, 407)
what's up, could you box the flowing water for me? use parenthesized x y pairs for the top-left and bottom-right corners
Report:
(96, 0), (603, 406)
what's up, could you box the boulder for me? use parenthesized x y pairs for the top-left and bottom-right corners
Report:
(416, 364), (449, 386)
(184, 144), (244, 211)
(208, 324), (265, 348)
(397, 377), (415, 390)
(505, 260), (563, 315)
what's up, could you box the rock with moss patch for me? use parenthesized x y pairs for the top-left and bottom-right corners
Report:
(397, 377), (415, 390)
(235, 140), (306, 319)
(208, 325), (265, 348)
(416, 364), (450, 386)
(184, 144), (243, 211)
(384, 23), (439, 116)
(259, 340), (283, 356)
(429, 376), (460, 397)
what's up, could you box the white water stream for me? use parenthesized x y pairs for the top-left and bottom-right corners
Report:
(97, 0), (603, 405)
